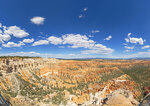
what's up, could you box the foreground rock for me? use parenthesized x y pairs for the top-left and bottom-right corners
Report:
(103, 89), (139, 106)
(66, 89), (139, 106)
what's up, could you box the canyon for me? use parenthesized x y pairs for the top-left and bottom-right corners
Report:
(0, 57), (150, 106)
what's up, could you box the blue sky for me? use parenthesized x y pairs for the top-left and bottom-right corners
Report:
(0, 0), (150, 58)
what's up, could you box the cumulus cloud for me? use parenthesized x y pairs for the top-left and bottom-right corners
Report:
(130, 38), (144, 45)
(0, 23), (2, 28)
(128, 33), (132, 37)
(88, 35), (94, 37)
(81, 49), (113, 55)
(0, 24), (29, 43)
(4, 26), (29, 38)
(0, 34), (11, 43)
(2, 41), (25, 48)
(32, 34), (114, 55)
(132, 51), (150, 57)
(125, 34), (145, 45)
(0, 51), (40, 57)
(83, 8), (88, 11)
(23, 38), (34, 43)
(48, 36), (63, 45)
(62, 34), (95, 48)
(125, 38), (129, 42)
(104, 35), (112, 40)
(124, 46), (134, 49)
(125, 49), (131, 52)
(62, 34), (114, 54)
(91, 30), (100, 33)
(79, 14), (84, 18)
(81, 44), (114, 55)
(59, 46), (65, 48)
(30, 16), (45, 25)
(32, 40), (49, 46)
(78, 7), (88, 18)
(142, 45), (150, 49)
(0, 51), (93, 58)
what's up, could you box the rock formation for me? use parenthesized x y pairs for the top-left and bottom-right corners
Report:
(0, 57), (149, 105)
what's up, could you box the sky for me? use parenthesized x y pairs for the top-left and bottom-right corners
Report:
(0, 0), (150, 58)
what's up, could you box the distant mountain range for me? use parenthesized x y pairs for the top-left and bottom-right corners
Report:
(127, 57), (150, 60)
(1, 56), (150, 60)
(56, 57), (150, 60)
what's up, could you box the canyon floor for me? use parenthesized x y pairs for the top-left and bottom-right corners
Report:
(0, 57), (150, 106)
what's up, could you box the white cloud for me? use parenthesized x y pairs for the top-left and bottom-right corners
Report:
(0, 51), (93, 59)
(4, 26), (29, 38)
(123, 43), (128, 46)
(78, 7), (88, 19)
(125, 38), (129, 42)
(130, 37), (144, 45)
(62, 34), (95, 48)
(128, 33), (132, 37)
(83, 8), (88, 11)
(32, 40), (49, 46)
(59, 46), (65, 48)
(0, 34), (11, 43)
(23, 38), (34, 43)
(125, 34), (145, 45)
(31, 34), (114, 55)
(142, 45), (150, 49)
(88, 35), (94, 38)
(81, 49), (113, 55)
(0, 23), (29, 43)
(120, 51), (150, 58)
(91, 30), (100, 33)
(125, 49), (131, 52)
(47, 36), (63, 45)
(0, 51), (40, 57)
(79, 14), (84, 18)
(132, 51), (150, 57)
(0, 29), (2, 34)
(38, 36), (46, 39)
(104, 35), (112, 40)
(124, 46), (134, 49)
(2, 41), (25, 48)
(81, 44), (114, 55)
(0, 23), (2, 28)
(62, 34), (114, 55)
(30, 16), (45, 25)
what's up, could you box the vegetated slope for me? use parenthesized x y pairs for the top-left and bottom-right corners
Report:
(121, 63), (150, 98)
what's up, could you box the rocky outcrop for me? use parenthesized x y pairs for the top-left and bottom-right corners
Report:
(103, 89), (139, 106)
(0, 57), (58, 93)
(66, 74), (140, 106)
(67, 89), (139, 106)
(0, 58), (58, 74)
